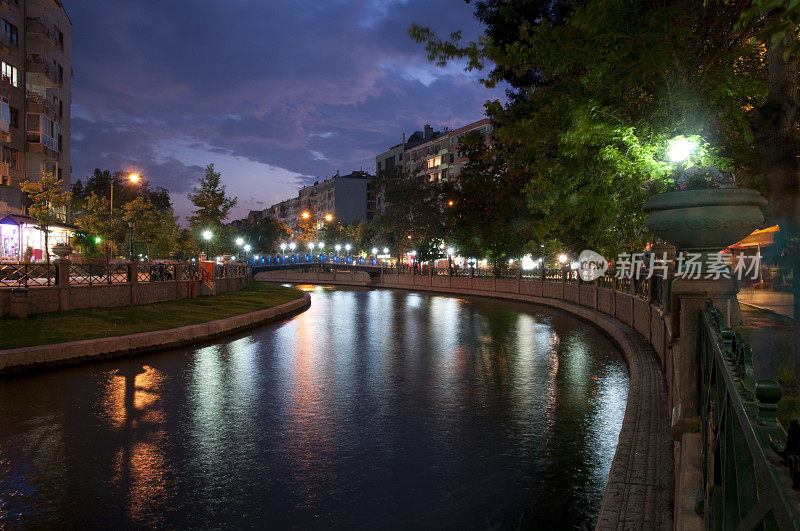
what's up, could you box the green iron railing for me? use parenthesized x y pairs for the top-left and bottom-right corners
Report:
(698, 299), (800, 529)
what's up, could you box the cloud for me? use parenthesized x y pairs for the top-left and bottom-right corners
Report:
(67, 0), (506, 220)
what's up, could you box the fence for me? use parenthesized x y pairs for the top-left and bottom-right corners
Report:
(0, 263), (56, 288)
(0, 261), (252, 318)
(697, 300), (800, 529)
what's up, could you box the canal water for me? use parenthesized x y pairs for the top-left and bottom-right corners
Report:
(0, 285), (628, 529)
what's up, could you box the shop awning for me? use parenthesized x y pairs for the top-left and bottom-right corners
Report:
(727, 225), (780, 250)
(0, 214), (78, 231)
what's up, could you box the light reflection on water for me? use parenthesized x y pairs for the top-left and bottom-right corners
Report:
(0, 286), (628, 529)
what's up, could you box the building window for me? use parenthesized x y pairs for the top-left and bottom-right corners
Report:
(9, 106), (18, 128)
(56, 63), (63, 83)
(1, 19), (18, 45)
(1, 62), (18, 87)
(0, 100), (8, 129)
(2, 146), (19, 170)
(426, 157), (440, 169)
(58, 30), (64, 49)
(377, 161), (382, 170)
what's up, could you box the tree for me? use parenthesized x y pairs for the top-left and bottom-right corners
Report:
(411, 0), (800, 378)
(187, 164), (237, 254)
(448, 131), (530, 274)
(120, 197), (180, 259)
(73, 192), (122, 261)
(20, 173), (72, 264)
(371, 167), (454, 262)
(245, 216), (290, 254)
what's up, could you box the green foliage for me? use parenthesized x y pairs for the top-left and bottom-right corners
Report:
(409, 0), (800, 258)
(20, 173), (72, 264)
(187, 164), (238, 230)
(245, 216), (291, 254)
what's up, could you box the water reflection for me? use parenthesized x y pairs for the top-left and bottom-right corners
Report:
(0, 286), (628, 529)
(97, 363), (170, 526)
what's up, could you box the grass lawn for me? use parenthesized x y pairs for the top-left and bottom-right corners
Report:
(0, 282), (302, 350)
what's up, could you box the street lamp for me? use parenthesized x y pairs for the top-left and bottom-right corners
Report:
(345, 244), (351, 255)
(111, 172), (143, 216)
(202, 230), (212, 258)
(289, 242), (296, 252)
(558, 254), (568, 264)
(324, 213), (333, 222)
(236, 237), (244, 246)
(301, 211), (310, 220)
(372, 247), (378, 255)
(244, 244), (251, 253)
(383, 247), (389, 254)
(668, 136), (698, 163)
(127, 219), (136, 261)
(318, 242), (325, 250)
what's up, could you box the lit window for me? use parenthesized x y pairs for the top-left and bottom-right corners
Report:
(1, 62), (17, 87)
(426, 157), (441, 169)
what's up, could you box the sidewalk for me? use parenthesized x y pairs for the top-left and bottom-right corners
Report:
(738, 287), (794, 319)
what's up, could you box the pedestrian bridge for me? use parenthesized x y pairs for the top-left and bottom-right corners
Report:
(250, 259), (383, 276)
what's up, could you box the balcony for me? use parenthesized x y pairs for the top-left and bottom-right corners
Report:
(25, 57), (59, 88)
(25, 18), (58, 50)
(25, 91), (57, 119)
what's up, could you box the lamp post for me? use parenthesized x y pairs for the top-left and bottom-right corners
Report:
(280, 242), (287, 260)
(289, 242), (296, 259)
(202, 230), (212, 259)
(345, 243), (351, 262)
(111, 172), (142, 216)
(127, 219), (136, 261)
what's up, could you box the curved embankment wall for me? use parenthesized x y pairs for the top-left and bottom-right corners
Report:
(257, 270), (675, 530)
(0, 291), (310, 375)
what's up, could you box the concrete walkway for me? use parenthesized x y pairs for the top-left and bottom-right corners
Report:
(738, 287), (794, 319)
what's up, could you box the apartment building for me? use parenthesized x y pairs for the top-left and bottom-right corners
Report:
(375, 118), (492, 183)
(265, 171), (376, 231)
(0, 0), (72, 261)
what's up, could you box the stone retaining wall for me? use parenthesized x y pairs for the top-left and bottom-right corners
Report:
(256, 269), (676, 529)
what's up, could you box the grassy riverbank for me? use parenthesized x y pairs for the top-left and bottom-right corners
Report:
(0, 282), (302, 350)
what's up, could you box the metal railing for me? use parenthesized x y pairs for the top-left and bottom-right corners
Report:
(69, 264), (129, 285)
(698, 300), (800, 529)
(0, 262), (55, 287)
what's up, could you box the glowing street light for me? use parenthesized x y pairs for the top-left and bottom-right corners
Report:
(345, 244), (352, 252)
(668, 136), (698, 163)
(372, 247), (379, 255)
(301, 211), (310, 219)
(447, 200), (454, 207)
(308, 242), (315, 250)
(243, 244), (251, 252)
(318, 242), (325, 249)
(446, 247), (454, 255)
(383, 247), (389, 254)
(289, 242), (296, 251)
(236, 237), (244, 246)
(128, 173), (141, 183)
(558, 254), (568, 264)
(202, 230), (212, 257)
(335, 244), (341, 252)
(324, 213), (333, 222)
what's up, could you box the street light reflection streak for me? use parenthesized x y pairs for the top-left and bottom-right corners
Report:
(98, 365), (170, 526)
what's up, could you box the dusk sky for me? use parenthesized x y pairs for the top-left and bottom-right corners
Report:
(67, 0), (505, 222)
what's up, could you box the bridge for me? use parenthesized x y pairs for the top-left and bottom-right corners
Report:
(250, 259), (385, 276)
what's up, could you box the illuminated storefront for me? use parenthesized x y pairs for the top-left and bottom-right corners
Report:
(0, 214), (75, 262)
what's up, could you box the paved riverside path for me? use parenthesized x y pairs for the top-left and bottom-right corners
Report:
(592, 316), (673, 530)
(738, 287), (794, 319)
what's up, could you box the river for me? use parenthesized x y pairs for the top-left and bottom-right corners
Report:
(0, 285), (628, 529)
